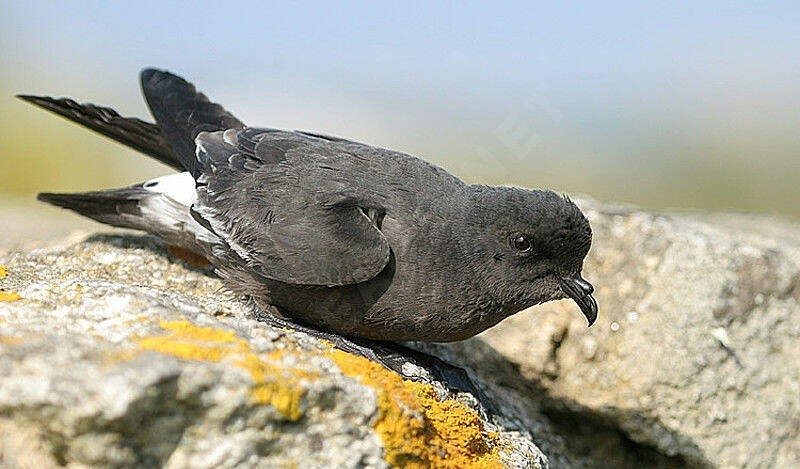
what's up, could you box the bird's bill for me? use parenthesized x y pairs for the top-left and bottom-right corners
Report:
(560, 274), (598, 326)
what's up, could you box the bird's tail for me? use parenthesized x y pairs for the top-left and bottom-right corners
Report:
(38, 173), (210, 253)
(19, 68), (238, 253)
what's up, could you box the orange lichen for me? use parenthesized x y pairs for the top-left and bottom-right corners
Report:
(137, 320), (306, 420)
(0, 336), (23, 345)
(328, 349), (502, 468)
(166, 245), (211, 268)
(240, 353), (305, 421)
(0, 266), (22, 302)
(0, 291), (22, 302)
(135, 320), (503, 465)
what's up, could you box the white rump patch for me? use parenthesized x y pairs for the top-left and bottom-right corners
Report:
(142, 172), (197, 206)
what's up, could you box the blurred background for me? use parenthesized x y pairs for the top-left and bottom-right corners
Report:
(1, 1), (799, 245)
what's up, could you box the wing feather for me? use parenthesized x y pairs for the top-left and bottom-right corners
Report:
(192, 129), (391, 286)
(140, 68), (244, 176)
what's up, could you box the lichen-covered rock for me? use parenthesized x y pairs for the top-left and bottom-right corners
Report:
(463, 201), (800, 468)
(0, 234), (546, 468)
(5, 201), (798, 468)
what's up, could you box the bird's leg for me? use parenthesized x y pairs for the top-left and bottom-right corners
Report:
(251, 305), (494, 411)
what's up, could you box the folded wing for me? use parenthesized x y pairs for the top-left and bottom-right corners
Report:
(191, 128), (392, 286)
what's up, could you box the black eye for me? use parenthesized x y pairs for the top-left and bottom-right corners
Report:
(511, 234), (533, 252)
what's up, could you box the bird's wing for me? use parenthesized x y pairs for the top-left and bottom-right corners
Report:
(140, 68), (244, 176)
(191, 128), (391, 286)
(16, 95), (182, 170)
(294, 130), (364, 145)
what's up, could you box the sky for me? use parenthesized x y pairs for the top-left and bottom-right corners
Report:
(2, 1), (799, 217)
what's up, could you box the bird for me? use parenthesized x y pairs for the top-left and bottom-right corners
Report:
(18, 68), (597, 343)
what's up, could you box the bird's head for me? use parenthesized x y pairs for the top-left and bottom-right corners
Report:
(462, 186), (597, 326)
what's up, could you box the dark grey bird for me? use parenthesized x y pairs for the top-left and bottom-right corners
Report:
(18, 68), (597, 342)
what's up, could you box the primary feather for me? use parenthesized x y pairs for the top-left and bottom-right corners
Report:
(16, 94), (181, 169)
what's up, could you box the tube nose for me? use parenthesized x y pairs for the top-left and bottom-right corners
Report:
(573, 274), (594, 295)
(559, 273), (599, 327)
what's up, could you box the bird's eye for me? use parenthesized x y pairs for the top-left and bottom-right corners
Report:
(511, 234), (533, 252)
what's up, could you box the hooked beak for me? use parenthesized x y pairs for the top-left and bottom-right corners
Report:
(559, 274), (598, 326)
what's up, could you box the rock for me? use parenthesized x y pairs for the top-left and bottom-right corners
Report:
(460, 200), (800, 468)
(4, 200), (799, 468)
(0, 234), (546, 468)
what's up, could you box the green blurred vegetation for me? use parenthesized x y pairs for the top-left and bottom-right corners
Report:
(0, 92), (166, 195)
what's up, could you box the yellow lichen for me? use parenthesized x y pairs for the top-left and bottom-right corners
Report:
(159, 320), (239, 343)
(329, 349), (502, 469)
(134, 320), (503, 465)
(137, 320), (306, 420)
(0, 291), (21, 302)
(0, 336), (23, 345)
(0, 266), (22, 302)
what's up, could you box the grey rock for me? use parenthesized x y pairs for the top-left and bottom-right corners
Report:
(0, 234), (545, 469)
(462, 200), (800, 468)
(4, 199), (799, 469)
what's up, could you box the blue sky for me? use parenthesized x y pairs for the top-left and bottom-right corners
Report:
(5, 2), (798, 95)
(2, 1), (799, 215)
